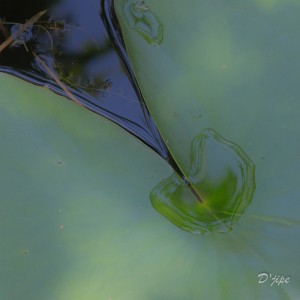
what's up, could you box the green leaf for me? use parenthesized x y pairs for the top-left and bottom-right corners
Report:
(115, 0), (300, 296)
(0, 73), (172, 299)
(0, 73), (268, 300)
(1, 0), (300, 298)
(0, 68), (296, 300)
(115, 0), (260, 233)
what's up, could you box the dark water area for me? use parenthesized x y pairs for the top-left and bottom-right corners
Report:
(0, 0), (169, 159)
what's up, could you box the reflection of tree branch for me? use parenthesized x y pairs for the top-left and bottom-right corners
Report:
(0, 9), (47, 52)
(32, 51), (84, 109)
(0, 18), (10, 39)
(2, 22), (54, 52)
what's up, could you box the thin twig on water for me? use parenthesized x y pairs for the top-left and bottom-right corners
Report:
(0, 9), (47, 52)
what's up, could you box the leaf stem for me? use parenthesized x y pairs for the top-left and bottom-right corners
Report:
(168, 155), (203, 203)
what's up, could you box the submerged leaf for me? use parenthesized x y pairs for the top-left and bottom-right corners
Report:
(123, 0), (163, 46)
(151, 129), (256, 234)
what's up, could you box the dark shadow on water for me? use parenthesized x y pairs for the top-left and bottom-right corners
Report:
(0, 0), (169, 159)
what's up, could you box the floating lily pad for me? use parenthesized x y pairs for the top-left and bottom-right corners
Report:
(115, 0), (300, 297)
(1, 0), (300, 299)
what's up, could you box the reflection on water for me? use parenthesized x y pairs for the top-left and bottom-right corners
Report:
(123, 0), (163, 46)
(0, 0), (168, 159)
(151, 129), (256, 235)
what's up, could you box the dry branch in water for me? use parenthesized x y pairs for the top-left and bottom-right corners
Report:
(0, 9), (47, 52)
(32, 51), (84, 109)
(0, 8), (84, 110)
